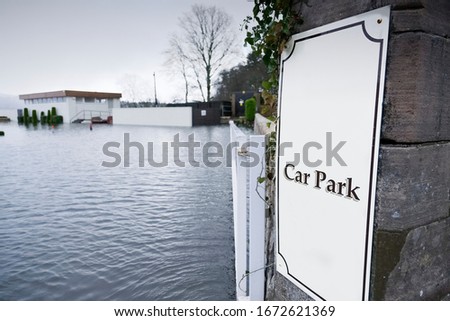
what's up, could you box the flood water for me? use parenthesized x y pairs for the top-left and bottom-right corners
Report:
(0, 122), (235, 300)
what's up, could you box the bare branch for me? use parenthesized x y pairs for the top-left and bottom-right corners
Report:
(164, 4), (240, 102)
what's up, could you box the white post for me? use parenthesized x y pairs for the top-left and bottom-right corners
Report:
(248, 135), (266, 300)
(230, 121), (249, 300)
(230, 121), (267, 301)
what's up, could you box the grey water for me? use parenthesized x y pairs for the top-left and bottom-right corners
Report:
(0, 123), (235, 300)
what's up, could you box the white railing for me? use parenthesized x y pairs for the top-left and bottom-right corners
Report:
(230, 120), (266, 301)
(70, 110), (111, 123)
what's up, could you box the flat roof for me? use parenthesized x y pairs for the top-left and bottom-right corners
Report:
(19, 90), (122, 100)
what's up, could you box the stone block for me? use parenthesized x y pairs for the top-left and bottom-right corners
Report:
(371, 230), (408, 300)
(375, 0), (424, 8)
(266, 272), (313, 301)
(391, 8), (450, 37)
(294, 0), (450, 34)
(378, 217), (450, 300)
(375, 143), (450, 231)
(293, 0), (450, 37)
(293, 0), (373, 33)
(382, 33), (450, 142)
(378, 0), (450, 35)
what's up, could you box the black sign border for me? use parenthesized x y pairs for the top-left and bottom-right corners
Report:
(276, 20), (385, 301)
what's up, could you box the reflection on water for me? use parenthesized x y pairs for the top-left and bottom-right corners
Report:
(0, 123), (235, 300)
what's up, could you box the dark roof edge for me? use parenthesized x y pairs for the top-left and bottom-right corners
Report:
(19, 90), (122, 100)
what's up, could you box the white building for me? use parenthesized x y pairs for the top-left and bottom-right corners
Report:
(19, 90), (121, 123)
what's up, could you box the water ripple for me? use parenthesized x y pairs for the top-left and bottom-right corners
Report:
(0, 123), (235, 300)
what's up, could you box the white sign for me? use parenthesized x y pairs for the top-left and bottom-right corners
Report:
(201, 110), (207, 116)
(276, 7), (390, 301)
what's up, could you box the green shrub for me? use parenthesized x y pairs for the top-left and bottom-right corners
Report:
(23, 108), (29, 126)
(32, 110), (38, 126)
(52, 115), (63, 124)
(40, 112), (46, 125)
(47, 110), (52, 125)
(51, 107), (57, 117)
(244, 97), (257, 122)
(0, 131), (4, 136)
(17, 116), (24, 124)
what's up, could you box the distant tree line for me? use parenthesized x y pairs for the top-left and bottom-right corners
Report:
(214, 52), (269, 101)
(120, 101), (166, 108)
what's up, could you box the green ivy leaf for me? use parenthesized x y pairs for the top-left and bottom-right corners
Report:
(262, 53), (272, 66)
(262, 80), (271, 90)
(241, 0), (305, 118)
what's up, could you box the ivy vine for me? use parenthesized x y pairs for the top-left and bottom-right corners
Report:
(242, 0), (307, 200)
(243, 0), (306, 117)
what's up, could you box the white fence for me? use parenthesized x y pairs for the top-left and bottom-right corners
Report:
(112, 107), (192, 127)
(70, 110), (111, 123)
(230, 121), (266, 301)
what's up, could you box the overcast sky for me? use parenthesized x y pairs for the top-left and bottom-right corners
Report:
(0, 0), (253, 102)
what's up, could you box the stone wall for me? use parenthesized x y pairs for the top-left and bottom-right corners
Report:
(267, 0), (450, 300)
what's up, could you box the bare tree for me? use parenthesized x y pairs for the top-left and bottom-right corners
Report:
(165, 4), (239, 102)
(165, 36), (191, 103)
(117, 74), (149, 103)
